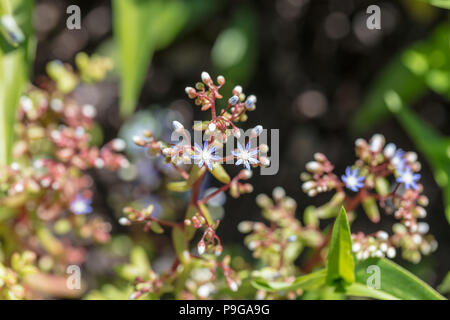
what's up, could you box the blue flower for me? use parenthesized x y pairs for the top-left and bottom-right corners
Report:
(192, 141), (221, 171)
(391, 149), (406, 172)
(396, 167), (420, 190)
(341, 166), (365, 192)
(232, 142), (259, 170)
(70, 194), (93, 215)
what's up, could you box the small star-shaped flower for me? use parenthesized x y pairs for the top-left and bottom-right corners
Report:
(341, 166), (365, 192)
(232, 142), (259, 170)
(396, 167), (420, 190)
(192, 141), (221, 170)
(70, 194), (93, 215)
(391, 149), (406, 172)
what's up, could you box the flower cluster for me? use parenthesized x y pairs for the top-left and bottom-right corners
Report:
(0, 55), (126, 298)
(121, 72), (271, 298)
(300, 134), (436, 263)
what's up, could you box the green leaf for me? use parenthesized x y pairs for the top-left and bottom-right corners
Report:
(187, 164), (206, 186)
(352, 258), (445, 300)
(150, 221), (164, 234)
(211, 6), (258, 94)
(251, 269), (327, 292)
(210, 163), (230, 184)
(112, 0), (217, 118)
(437, 271), (450, 295)
(361, 197), (380, 223)
(351, 22), (449, 133)
(0, 0), (34, 166)
(167, 181), (190, 192)
(326, 206), (355, 288)
(172, 226), (190, 264)
(419, 0), (450, 9)
(116, 246), (151, 281)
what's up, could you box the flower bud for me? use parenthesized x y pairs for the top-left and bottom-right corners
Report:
(306, 161), (320, 173)
(383, 143), (396, 158)
(386, 247), (396, 258)
(111, 138), (126, 151)
(232, 127), (241, 138)
(119, 217), (131, 226)
(228, 95), (239, 105)
(245, 95), (257, 110)
(232, 85), (243, 95)
(259, 144), (268, 153)
(260, 156), (270, 167)
(251, 125), (263, 137)
(208, 122), (216, 132)
(369, 134), (385, 152)
(201, 71), (211, 83)
(376, 231), (389, 240)
(217, 75), (225, 85)
(197, 240), (206, 255)
(185, 86), (196, 98)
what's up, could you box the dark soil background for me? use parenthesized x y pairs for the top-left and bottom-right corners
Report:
(32, 0), (449, 287)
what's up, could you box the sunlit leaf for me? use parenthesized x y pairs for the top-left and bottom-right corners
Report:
(351, 22), (449, 133)
(0, 0), (34, 166)
(351, 258), (445, 300)
(326, 206), (355, 288)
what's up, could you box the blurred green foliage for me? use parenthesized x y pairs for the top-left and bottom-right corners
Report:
(0, 0), (34, 166)
(112, 0), (218, 118)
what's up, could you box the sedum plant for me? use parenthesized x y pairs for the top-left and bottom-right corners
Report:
(119, 72), (444, 300)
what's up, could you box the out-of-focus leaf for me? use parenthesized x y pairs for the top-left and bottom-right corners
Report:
(172, 226), (190, 264)
(361, 197), (380, 223)
(419, 0), (450, 9)
(251, 269), (327, 292)
(116, 246), (151, 281)
(385, 91), (450, 224)
(187, 165), (206, 186)
(351, 22), (449, 133)
(0, 0), (34, 166)
(210, 163), (230, 184)
(438, 271), (450, 295)
(352, 258), (445, 300)
(211, 6), (258, 95)
(150, 221), (164, 234)
(167, 181), (190, 192)
(326, 206), (355, 289)
(112, 0), (217, 118)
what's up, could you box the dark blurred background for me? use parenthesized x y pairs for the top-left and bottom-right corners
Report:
(32, 0), (449, 286)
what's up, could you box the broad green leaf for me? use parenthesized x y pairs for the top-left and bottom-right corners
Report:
(352, 258), (445, 300)
(251, 269), (327, 292)
(344, 282), (398, 300)
(326, 206), (355, 288)
(0, 0), (34, 166)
